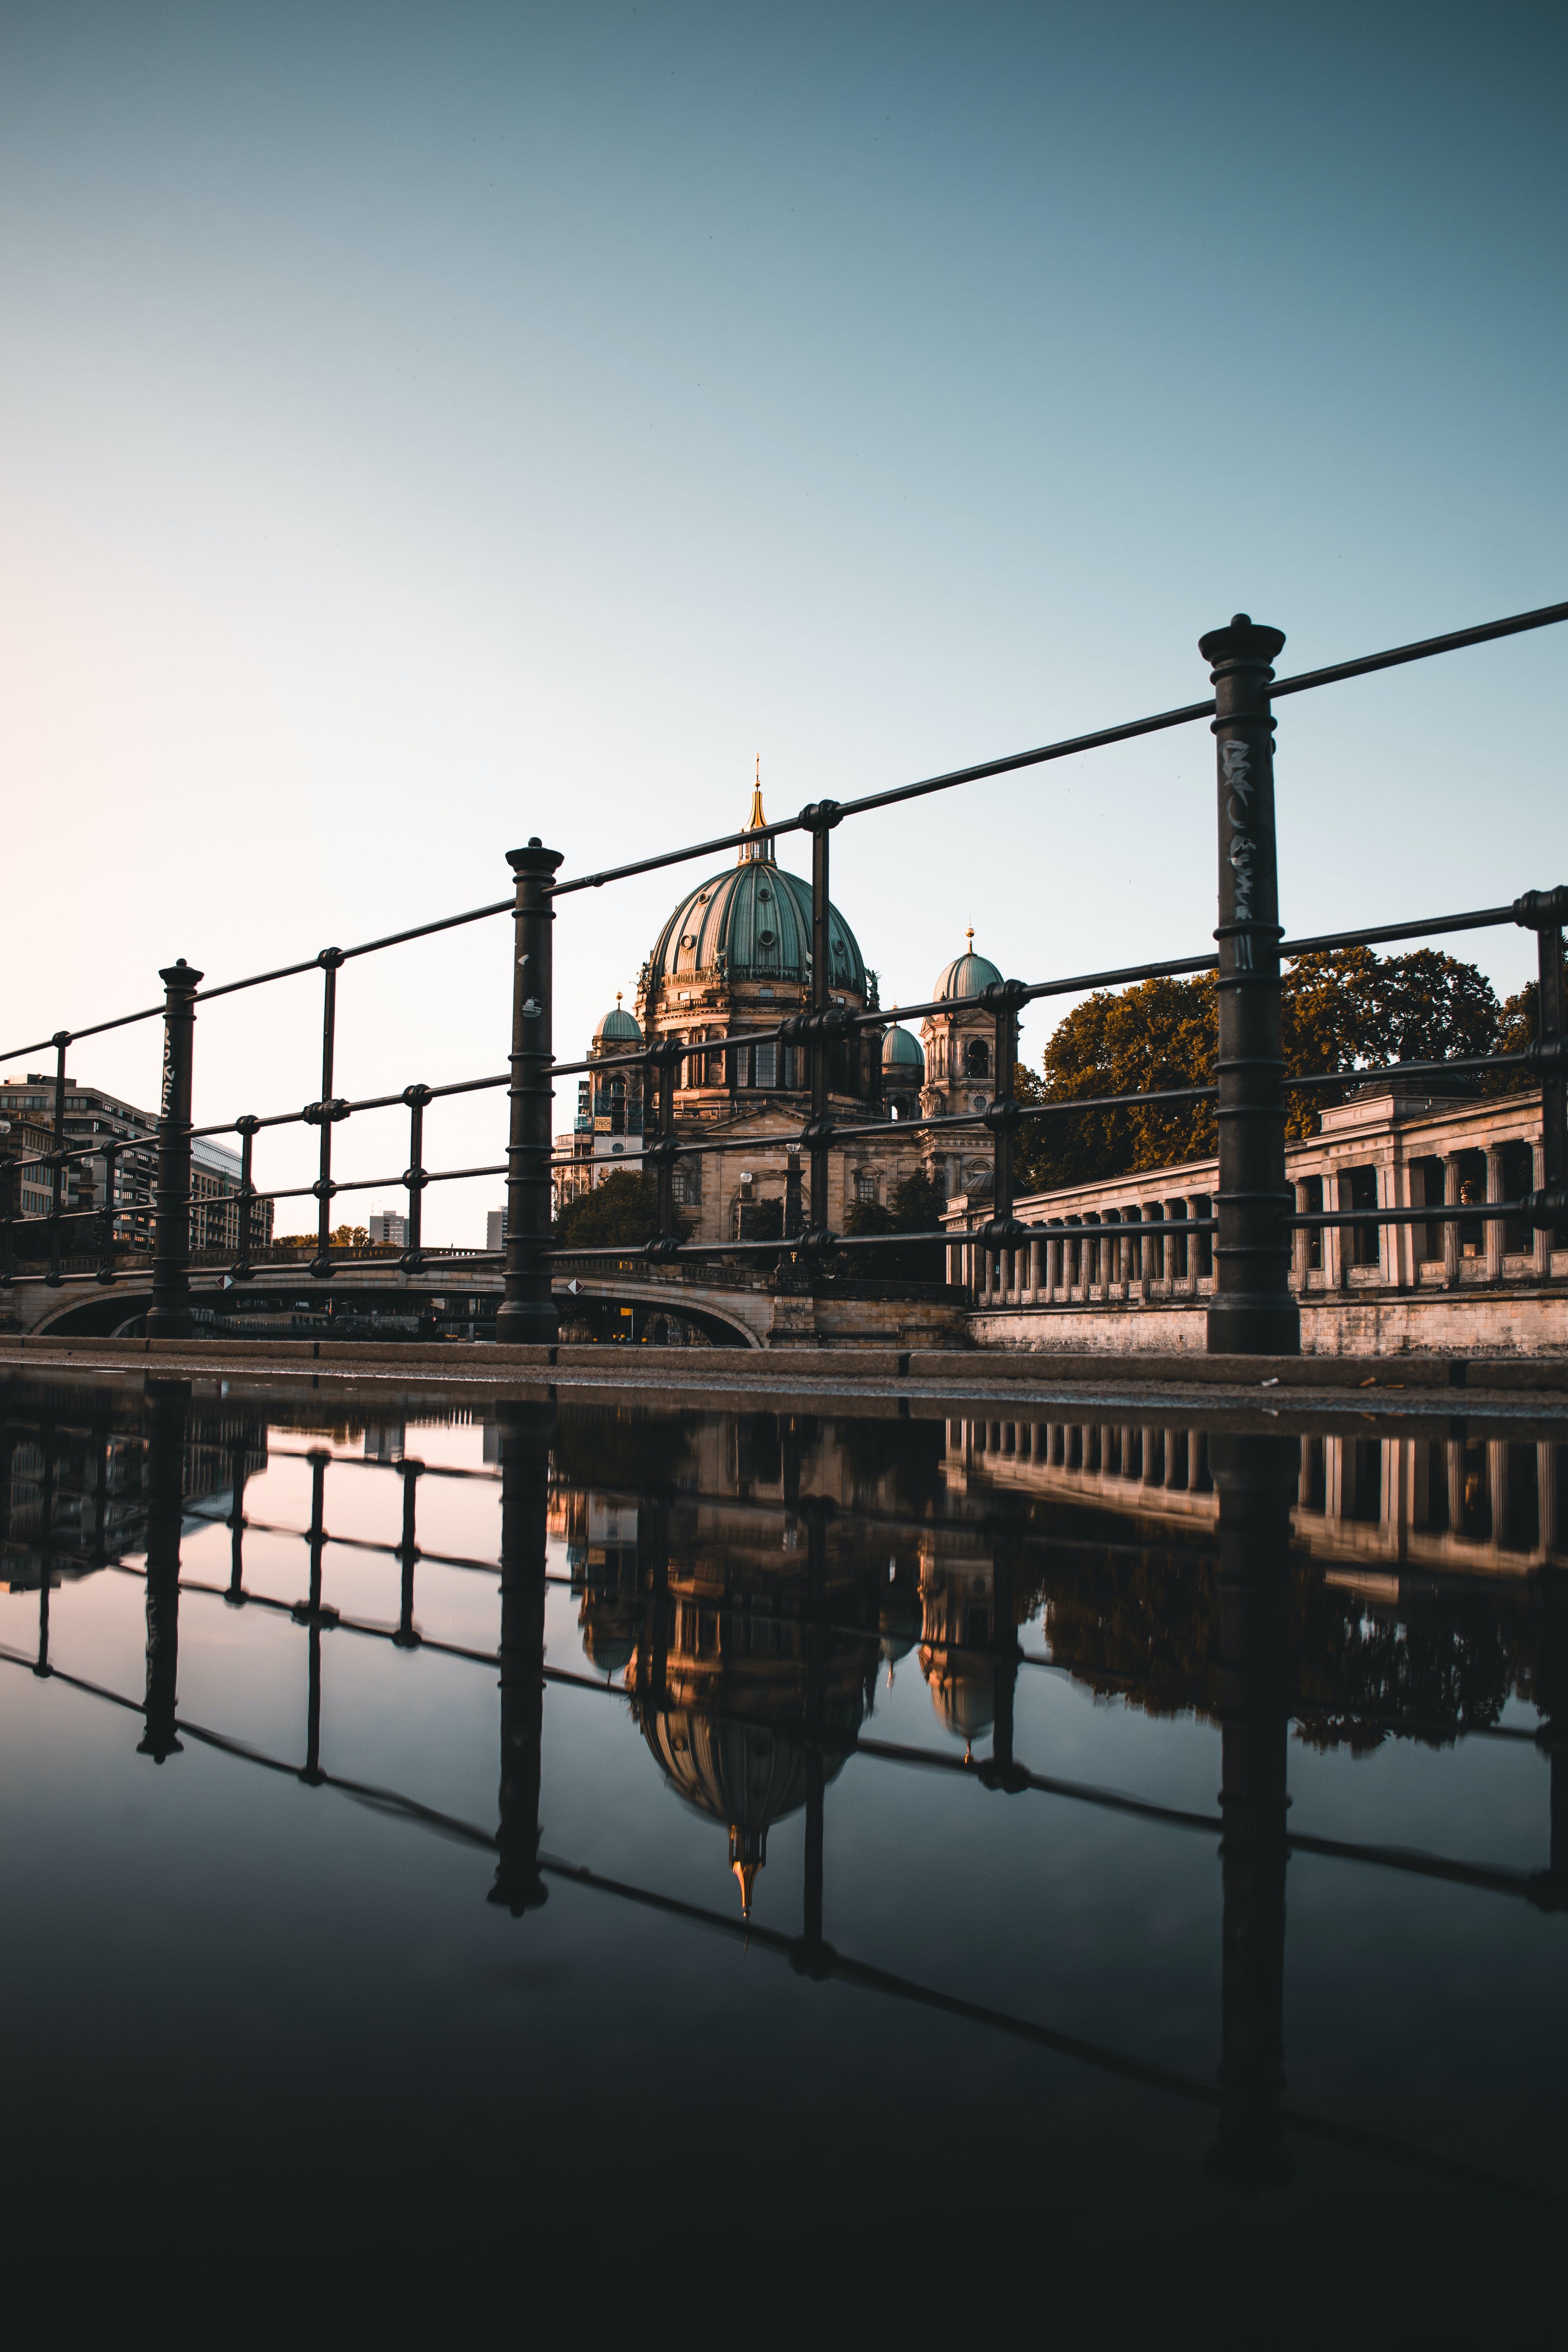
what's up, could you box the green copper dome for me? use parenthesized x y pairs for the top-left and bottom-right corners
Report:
(882, 1024), (925, 1074)
(593, 996), (642, 1048)
(933, 930), (1002, 1003)
(650, 860), (867, 996)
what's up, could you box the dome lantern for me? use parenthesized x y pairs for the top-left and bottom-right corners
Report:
(933, 926), (1002, 1004)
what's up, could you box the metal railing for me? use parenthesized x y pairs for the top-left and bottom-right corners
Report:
(2, 597), (1565, 1347)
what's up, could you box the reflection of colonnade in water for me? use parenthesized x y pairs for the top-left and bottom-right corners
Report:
(946, 1414), (1568, 1578)
(5, 1378), (1568, 2204)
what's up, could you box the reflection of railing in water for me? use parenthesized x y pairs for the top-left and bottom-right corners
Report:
(5, 1388), (1566, 2214)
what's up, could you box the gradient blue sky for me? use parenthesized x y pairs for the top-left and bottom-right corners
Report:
(3, 1), (1563, 1238)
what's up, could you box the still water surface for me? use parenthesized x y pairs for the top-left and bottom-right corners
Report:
(3, 1371), (1564, 2334)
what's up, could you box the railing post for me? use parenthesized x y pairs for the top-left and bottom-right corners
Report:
(0, 1157), (15, 1284)
(231, 1117), (258, 1278)
(393, 1458), (423, 1647)
(310, 948), (347, 1280)
(1200, 616), (1299, 1357)
(1204, 1431), (1297, 2194)
(401, 1084), (431, 1270)
(802, 800), (842, 1236)
(490, 1399), (554, 1914)
(147, 960), (203, 1340)
(497, 839), (563, 1348)
(137, 1377), (189, 1761)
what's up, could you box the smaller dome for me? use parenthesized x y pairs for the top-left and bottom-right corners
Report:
(882, 1023), (924, 1075)
(593, 992), (642, 1049)
(934, 927), (1002, 1004)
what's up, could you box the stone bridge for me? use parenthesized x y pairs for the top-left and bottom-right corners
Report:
(2, 1250), (968, 1352)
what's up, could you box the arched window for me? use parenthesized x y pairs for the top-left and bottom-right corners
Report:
(964, 1037), (990, 1078)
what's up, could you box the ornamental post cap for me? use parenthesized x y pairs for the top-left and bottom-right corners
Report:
(1198, 613), (1286, 668)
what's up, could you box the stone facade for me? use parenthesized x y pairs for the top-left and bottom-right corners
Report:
(947, 1082), (1567, 1356)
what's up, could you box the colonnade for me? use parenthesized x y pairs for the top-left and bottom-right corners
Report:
(948, 1194), (1213, 1306)
(1291, 1137), (1557, 1292)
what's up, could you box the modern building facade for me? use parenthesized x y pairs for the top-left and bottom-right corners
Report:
(0, 1072), (268, 1254)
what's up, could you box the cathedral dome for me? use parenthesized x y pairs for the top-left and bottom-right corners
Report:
(933, 928), (1002, 1003)
(593, 994), (642, 1049)
(882, 1023), (924, 1075)
(646, 780), (867, 996)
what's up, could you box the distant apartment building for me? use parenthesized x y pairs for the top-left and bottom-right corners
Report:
(486, 1209), (507, 1252)
(368, 1209), (408, 1247)
(0, 1073), (271, 1252)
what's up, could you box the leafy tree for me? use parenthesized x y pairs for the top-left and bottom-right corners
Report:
(842, 1167), (946, 1280)
(1014, 944), (1520, 1193)
(553, 1169), (660, 1249)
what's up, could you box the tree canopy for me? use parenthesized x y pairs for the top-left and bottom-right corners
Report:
(1013, 943), (1540, 1194)
(552, 1169), (660, 1249)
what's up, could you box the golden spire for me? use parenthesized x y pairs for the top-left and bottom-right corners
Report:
(965, 926), (975, 946)
(738, 755), (776, 865)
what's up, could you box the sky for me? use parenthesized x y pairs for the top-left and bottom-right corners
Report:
(2, 0), (1564, 1241)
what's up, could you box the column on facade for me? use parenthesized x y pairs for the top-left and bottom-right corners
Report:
(1291, 1181), (1310, 1293)
(1182, 1197), (1201, 1296)
(1381, 1158), (1402, 1290)
(1534, 1139), (1552, 1280)
(1485, 1146), (1505, 1282)
(1330, 1171), (1350, 1290)
(1026, 1230), (1043, 1303)
(1443, 1154), (1462, 1290)
(1142, 1425), (1163, 1488)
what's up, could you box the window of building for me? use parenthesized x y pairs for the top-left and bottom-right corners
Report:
(855, 1172), (876, 1203)
(754, 1042), (777, 1088)
(964, 1038), (990, 1078)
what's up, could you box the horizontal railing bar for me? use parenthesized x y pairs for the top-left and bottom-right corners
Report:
(1265, 596), (1568, 702)
(1282, 1200), (1537, 1230)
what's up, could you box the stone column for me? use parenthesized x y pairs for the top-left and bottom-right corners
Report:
(1183, 1197), (1201, 1296)
(1534, 1140), (1552, 1279)
(1142, 1426), (1163, 1488)
(1028, 1232), (1043, 1303)
(1443, 1154), (1462, 1290)
(1383, 1158), (1406, 1290)
(1485, 1146), (1505, 1282)
(1291, 1181), (1310, 1292)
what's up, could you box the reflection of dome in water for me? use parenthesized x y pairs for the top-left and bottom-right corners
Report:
(642, 1707), (851, 1916)
(580, 1615), (635, 1678)
(921, 1651), (995, 1749)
